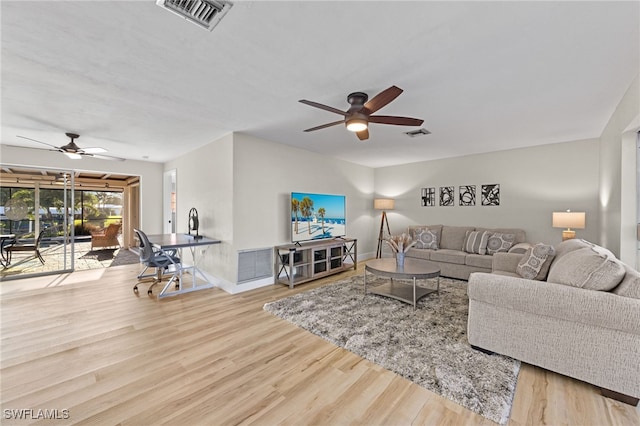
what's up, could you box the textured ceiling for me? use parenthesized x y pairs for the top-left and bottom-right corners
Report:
(1, 1), (638, 168)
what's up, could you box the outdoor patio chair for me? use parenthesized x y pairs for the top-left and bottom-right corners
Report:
(90, 223), (121, 250)
(4, 229), (46, 265)
(133, 229), (182, 295)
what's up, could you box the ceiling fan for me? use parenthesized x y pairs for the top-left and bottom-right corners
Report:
(15, 133), (125, 161)
(299, 85), (424, 141)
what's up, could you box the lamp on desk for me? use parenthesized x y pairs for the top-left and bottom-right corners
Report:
(552, 210), (585, 241)
(374, 198), (394, 258)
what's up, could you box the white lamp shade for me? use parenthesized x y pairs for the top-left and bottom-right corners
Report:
(552, 211), (586, 229)
(374, 198), (395, 210)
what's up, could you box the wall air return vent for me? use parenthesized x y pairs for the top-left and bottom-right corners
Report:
(156, 0), (233, 31)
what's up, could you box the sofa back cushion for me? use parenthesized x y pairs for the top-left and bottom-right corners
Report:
(612, 265), (640, 299)
(440, 226), (476, 250)
(553, 238), (593, 263)
(547, 246), (625, 291)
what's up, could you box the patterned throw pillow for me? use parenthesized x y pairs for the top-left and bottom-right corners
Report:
(463, 230), (489, 254)
(516, 243), (556, 280)
(486, 233), (515, 255)
(415, 228), (439, 249)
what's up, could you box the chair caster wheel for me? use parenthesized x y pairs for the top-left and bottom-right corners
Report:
(133, 286), (138, 293)
(147, 290), (153, 295)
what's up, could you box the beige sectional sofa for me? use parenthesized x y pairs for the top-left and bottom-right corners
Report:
(405, 225), (529, 280)
(467, 239), (640, 405)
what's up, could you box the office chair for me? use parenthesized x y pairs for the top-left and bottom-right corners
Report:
(133, 229), (182, 296)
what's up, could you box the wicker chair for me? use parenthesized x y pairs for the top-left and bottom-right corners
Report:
(90, 223), (121, 250)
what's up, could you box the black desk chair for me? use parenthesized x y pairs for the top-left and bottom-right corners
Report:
(133, 229), (182, 296)
(4, 229), (46, 265)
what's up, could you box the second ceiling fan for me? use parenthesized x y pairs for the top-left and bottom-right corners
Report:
(299, 85), (424, 141)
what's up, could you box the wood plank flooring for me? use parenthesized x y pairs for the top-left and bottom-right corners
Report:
(1, 263), (638, 425)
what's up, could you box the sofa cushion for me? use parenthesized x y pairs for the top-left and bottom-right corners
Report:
(415, 227), (439, 249)
(440, 226), (476, 250)
(547, 247), (625, 291)
(465, 253), (493, 269)
(430, 249), (466, 265)
(405, 247), (432, 261)
(485, 233), (516, 255)
(516, 243), (556, 280)
(553, 238), (593, 263)
(612, 265), (640, 299)
(463, 230), (489, 254)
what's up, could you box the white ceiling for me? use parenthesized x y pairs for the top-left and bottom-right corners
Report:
(1, 1), (638, 168)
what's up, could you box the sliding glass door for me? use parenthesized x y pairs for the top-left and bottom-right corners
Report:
(0, 168), (74, 280)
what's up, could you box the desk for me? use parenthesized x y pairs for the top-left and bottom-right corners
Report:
(146, 233), (221, 299)
(1, 234), (16, 268)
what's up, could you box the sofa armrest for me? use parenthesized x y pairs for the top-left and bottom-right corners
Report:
(468, 273), (640, 335)
(492, 252), (524, 274)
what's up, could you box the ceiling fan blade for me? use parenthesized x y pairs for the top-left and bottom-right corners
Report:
(82, 147), (107, 154)
(64, 152), (82, 160)
(356, 128), (369, 141)
(299, 100), (347, 116)
(363, 86), (403, 114)
(303, 120), (345, 132)
(16, 135), (60, 149)
(369, 115), (424, 126)
(84, 153), (126, 162)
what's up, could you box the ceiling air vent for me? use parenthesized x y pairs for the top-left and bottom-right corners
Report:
(156, 0), (233, 31)
(404, 128), (432, 137)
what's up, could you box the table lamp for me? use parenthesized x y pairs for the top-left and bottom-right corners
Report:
(552, 210), (585, 241)
(374, 198), (395, 258)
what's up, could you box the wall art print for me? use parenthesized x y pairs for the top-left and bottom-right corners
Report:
(459, 185), (476, 206)
(421, 187), (436, 207)
(439, 186), (454, 206)
(481, 184), (500, 206)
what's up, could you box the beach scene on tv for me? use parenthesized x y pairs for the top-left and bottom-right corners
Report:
(291, 192), (346, 242)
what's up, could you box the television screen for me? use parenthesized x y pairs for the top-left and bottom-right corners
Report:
(291, 192), (346, 242)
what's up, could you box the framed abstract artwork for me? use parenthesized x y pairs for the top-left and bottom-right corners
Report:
(459, 185), (476, 206)
(439, 186), (454, 206)
(481, 184), (500, 206)
(421, 187), (436, 207)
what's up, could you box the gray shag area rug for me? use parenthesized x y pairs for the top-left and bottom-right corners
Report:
(264, 275), (520, 424)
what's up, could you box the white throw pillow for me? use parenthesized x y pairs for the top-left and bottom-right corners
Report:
(415, 228), (439, 250)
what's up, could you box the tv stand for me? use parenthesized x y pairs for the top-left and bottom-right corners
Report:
(274, 238), (357, 288)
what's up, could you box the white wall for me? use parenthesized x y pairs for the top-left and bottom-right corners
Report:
(232, 133), (375, 252)
(163, 133), (235, 286)
(0, 144), (164, 233)
(599, 74), (639, 258)
(374, 139), (601, 246)
(164, 132), (376, 292)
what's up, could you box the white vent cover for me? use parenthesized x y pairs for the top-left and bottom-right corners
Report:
(237, 248), (272, 283)
(156, 0), (233, 31)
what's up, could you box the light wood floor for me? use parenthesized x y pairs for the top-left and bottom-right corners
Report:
(1, 263), (638, 425)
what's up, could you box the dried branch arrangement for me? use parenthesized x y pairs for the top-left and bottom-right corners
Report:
(386, 233), (416, 253)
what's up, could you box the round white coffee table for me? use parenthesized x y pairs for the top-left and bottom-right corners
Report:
(364, 258), (441, 310)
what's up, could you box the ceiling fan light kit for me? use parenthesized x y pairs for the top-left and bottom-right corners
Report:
(299, 86), (424, 141)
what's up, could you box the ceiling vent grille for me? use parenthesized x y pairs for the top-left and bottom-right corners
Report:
(404, 128), (432, 137)
(156, 0), (233, 31)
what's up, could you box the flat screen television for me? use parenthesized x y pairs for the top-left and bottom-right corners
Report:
(291, 192), (346, 242)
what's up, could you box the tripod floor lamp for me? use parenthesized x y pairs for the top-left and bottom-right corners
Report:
(375, 198), (395, 258)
